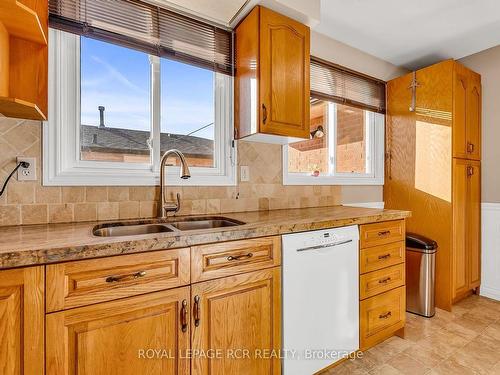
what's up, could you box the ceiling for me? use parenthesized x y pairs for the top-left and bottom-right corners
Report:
(315, 0), (500, 69)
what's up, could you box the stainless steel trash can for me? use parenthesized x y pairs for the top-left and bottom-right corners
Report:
(406, 233), (438, 317)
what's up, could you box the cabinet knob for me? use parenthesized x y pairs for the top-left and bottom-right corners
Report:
(467, 142), (475, 153)
(467, 166), (474, 177)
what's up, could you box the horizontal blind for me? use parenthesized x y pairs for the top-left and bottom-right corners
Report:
(310, 57), (386, 113)
(48, 0), (233, 75)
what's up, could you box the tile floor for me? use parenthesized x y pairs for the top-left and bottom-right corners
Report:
(327, 295), (500, 374)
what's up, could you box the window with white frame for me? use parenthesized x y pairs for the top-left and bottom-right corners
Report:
(44, 0), (235, 186)
(283, 57), (385, 185)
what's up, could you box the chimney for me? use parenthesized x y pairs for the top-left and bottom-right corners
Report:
(98, 106), (105, 128)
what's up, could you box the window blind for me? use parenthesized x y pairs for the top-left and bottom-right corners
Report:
(48, 0), (234, 75)
(310, 56), (386, 113)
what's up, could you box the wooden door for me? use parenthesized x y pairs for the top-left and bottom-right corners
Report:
(468, 161), (481, 289)
(259, 7), (310, 138)
(453, 64), (468, 159)
(46, 287), (191, 375)
(0, 266), (44, 375)
(466, 72), (481, 160)
(191, 268), (281, 375)
(452, 158), (469, 299)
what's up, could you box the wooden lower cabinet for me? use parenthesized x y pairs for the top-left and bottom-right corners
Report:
(0, 266), (44, 375)
(46, 287), (191, 375)
(191, 267), (281, 375)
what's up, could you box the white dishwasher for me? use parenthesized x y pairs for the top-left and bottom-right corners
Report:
(282, 225), (359, 375)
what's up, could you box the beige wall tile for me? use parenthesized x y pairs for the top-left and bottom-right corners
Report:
(49, 204), (74, 223)
(119, 201), (140, 219)
(206, 199), (221, 214)
(74, 203), (97, 222)
(7, 182), (35, 204)
(97, 202), (119, 221)
(21, 204), (48, 225)
(86, 187), (108, 202)
(129, 187), (157, 201)
(0, 205), (21, 226)
(139, 201), (158, 218)
(62, 187), (85, 203)
(35, 186), (61, 204)
(108, 187), (129, 202)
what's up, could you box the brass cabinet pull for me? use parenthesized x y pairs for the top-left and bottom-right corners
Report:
(105, 270), (146, 283)
(378, 253), (391, 260)
(467, 142), (475, 153)
(378, 277), (392, 284)
(262, 104), (267, 124)
(378, 230), (390, 237)
(194, 295), (201, 327)
(467, 166), (474, 177)
(379, 311), (392, 320)
(227, 253), (253, 262)
(180, 300), (188, 333)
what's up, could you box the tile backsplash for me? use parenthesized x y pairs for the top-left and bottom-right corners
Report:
(0, 117), (342, 226)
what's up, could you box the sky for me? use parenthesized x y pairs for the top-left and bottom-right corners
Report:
(80, 36), (215, 140)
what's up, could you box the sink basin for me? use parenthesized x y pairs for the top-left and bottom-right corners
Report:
(92, 217), (245, 237)
(170, 217), (245, 231)
(93, 223), (175, 237)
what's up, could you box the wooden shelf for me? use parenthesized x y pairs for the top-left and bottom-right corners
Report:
(0, 0), (47, 45)
(0, 97), (46, 120)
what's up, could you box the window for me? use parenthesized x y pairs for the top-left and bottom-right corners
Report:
(44, 0), (235, 186)
(283, 58), (385, 185)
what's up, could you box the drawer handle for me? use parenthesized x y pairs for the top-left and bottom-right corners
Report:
(379, 311), (392, 320)
(105, 270), (146, 283)
(180, 299), (188, 333)
(378, 253), (391, 260)
(227, 253), (253, 261)
(194, 295), (201, 327)
(262, 104), (268, 124)
(378, 277), (392, 284)
(378, 230), (391, 237)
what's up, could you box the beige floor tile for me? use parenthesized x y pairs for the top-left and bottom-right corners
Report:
(402, 342), (446, 368)
(447, 336), (500, 374)
(431, 357), (479, 375)
(416, 329), (469, 358)
(368, 364), (404, 375)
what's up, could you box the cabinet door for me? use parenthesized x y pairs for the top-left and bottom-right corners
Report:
(452, 159), (469, 299)
(466, 73), (481, 160)
(453, 65), (468, 159)
(0, 266), (44, 375)
(191, 268), (281, 375)
(468, 161), (481, 288)
(46, 287), (190, 375)
(259, 7), (310, 138)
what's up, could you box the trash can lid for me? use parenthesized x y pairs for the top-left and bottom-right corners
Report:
(406, 233), (438, 251)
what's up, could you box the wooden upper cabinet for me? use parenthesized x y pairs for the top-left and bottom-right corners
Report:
(453, 62), (481, 160)
(191, 268), (281, 375)
(0, 266), (44, 375)
(0, 0), (48, 120)
(235, 6), (310, 140)
(466, 71), (481, 160)
(46, 287), (191, 375)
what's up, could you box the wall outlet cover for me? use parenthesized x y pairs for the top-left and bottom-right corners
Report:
(240, 166), (250, 182)
(17, 157), (37, 181)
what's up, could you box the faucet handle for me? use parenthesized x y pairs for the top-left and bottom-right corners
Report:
(175, 193), (181, 213)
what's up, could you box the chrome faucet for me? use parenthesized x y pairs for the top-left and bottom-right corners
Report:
(159, 149), (191, 218)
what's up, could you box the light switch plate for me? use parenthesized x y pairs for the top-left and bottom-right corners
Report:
(240, 165), (250, 182)
(17, 157), (37, 181)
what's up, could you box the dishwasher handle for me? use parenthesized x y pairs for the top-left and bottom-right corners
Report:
(296, 239), (353, 252)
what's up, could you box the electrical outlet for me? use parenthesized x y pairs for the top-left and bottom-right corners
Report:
(240, 166), (250, 182)
(17, 157), (37, 181)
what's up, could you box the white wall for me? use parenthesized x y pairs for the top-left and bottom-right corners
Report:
(480, 204), (500, 301)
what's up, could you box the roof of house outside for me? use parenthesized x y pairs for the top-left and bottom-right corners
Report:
(80, 125), (214, 157)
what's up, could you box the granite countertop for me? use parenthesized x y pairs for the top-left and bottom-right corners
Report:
(0, 205), (411, 269)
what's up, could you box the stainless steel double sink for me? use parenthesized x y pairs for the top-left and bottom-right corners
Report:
(92, 216), (245, 237)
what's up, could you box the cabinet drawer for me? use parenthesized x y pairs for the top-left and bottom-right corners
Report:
(360, 241), (405, 274)
(46, 248), (190, 312)
(360, 263), (405, 300)
(360, 220), (405, 248)
(191, 236), (281, 283)
(360, 287), (406, 350)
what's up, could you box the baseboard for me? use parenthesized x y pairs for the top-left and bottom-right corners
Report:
(480, 286), (500, 301)
(342, 202), (385, 209)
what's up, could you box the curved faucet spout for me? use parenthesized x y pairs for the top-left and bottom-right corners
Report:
(159, 149), (191, 218)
